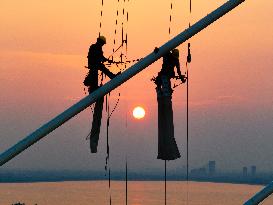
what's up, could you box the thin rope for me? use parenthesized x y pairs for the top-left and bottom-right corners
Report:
(109, 93), (121, 118)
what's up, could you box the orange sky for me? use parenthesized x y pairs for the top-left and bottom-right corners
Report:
(0, 1), (273, 171)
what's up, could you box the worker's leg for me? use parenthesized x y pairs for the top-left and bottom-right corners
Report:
(88, 70), (99, 94)
(155, 74), (163, 96)
(90, 96), (104, 153)
(161, 75), (172, 96)
(157, 75), (180, 160)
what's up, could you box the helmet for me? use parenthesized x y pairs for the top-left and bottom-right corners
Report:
(97, 35), (106, 44)
(172, 49), (179, 58)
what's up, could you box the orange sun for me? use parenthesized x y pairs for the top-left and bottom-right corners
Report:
(133, 106), (145, 119)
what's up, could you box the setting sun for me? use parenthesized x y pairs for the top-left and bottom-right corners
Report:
(133, 106), (145, 119)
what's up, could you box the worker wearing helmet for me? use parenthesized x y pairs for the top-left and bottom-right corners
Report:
(155, 49), (186, 96)
(84, 35), (118, 93)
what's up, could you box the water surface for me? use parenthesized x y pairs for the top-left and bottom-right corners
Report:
(0, 181), (272, 205)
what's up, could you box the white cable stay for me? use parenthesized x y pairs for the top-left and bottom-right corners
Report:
(243, 181), (273, 205)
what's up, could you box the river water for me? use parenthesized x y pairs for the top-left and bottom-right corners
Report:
(0, 181), (272, 205)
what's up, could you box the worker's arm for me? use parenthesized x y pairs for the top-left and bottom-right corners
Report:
(98, 65), (116, 79)
(175, 60), (187, 83)
(101, 55), (108, 62)
(175, 60), (183, 78)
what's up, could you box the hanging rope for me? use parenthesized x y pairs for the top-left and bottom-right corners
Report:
(99, 0), (104, 36)
(105, 93), (121, 169)
(104, 92), (121, 205)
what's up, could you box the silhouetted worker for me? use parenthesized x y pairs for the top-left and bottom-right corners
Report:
(155, 49), (186, 96)
(84, 36), (119, 153)
(156, 49), (184, 160)
(84, 35), (118, 93)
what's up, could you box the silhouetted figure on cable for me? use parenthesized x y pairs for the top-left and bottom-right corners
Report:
(155, 49), (186, 96)
(84, 35), (117, 93)
(155, 49), (186, 160)
(83, 36), (118, 153)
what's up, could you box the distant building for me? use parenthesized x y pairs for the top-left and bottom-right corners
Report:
(251, 166), (256, 177)
(208, 161), (216, 176)
(243, 167), (248, 176)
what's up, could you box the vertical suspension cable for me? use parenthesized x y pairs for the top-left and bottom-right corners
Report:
(169, 1), (173, 36)
(165, 1), (174, 204)
(105, 92), (121, 205)
(105, 93), (111, 205)
(186, 0), (192, 204)
(126, 0), (129, 57)
(165, 160), (167, 205)
(122, 0), (129, 69)
(113, 0), (120, 55)
(120, 0), (125, 63)
(186, 65), (189, 205)
(186, 43), (191, 182)
(109, 167), (112, 205)
(187, 0), (192, 183)
(185, 44), (191, 204)
(124, 83), (128, 205)
(126, 159), (128, 205)
(186, 66), (189, 182)
(99, 0), (104, 36)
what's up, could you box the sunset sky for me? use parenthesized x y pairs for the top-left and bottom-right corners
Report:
(0, 0), (272, 173)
